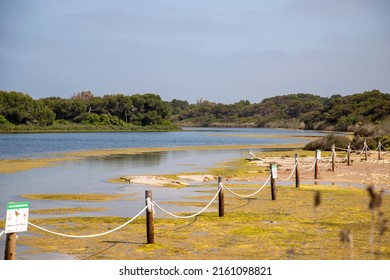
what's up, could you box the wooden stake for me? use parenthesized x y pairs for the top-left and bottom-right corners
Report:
(314, 150), (319, 179)
(270, 163), (277, 200)
(347, 144), (351, 166)
(295, 154), (300, 188)
(331, 144), (336, 172)
(4, 233), (16, 260)
(145, 190), (154, 244)
(364, 140), (368, 161)
(218, 176), (224, 217)
(378, 141), (382, 160)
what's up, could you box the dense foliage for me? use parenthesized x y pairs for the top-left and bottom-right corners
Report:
(0, 91), (176, 131)
(169, 90), (390, 132)
(1, 89), (389, 134)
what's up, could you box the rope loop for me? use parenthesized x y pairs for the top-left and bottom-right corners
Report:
(151, 188), (221, 219)
(222, 175), (270, 198)
(27, 205), (148, 238)
(279, 162), (297, 181)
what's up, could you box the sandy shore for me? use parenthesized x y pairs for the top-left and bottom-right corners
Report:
(120, 174), (217, 187)
(119, 152), (390, 190)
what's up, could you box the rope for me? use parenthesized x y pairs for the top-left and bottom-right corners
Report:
(321, 154), (333, 167)
(222, 175), (271, 198)
(146, 197), (155, 217)
(151, 188), (221, 219)
(301, 159), (317, 172)
(0, 230), (4, 238)
(27, 205), (148, 238)
(279, 163), (297, 181)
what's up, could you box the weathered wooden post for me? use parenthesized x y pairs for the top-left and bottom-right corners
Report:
(314, 150), (320, 179)
(270, 163), (277, 200)
(364, 140), (368, 161)
(4, 233), (17, 260)
(378, 141), (382, 160)
(218, 176), (224, 217)
(145, 190), (154, 244)
(347, 144), (351, 166)
(331, 144), (336, 172)
(295, 154), (300, 188)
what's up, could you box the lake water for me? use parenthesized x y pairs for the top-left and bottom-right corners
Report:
(0, 128), (329, 217)
(0, 127), (328, 159)
(0, 127), (329, 259)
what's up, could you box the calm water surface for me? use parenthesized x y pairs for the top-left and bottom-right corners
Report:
(0, 127), (327, 159)
(0, 128), (326, 217)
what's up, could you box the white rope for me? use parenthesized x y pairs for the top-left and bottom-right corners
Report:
(146, 197), (155, 217)
(0, 230), (4, 238)
(151, 188), (221, 219)
(321, 155), (333, 167)
(222, 175), (271, 198)
(301, 159), (317, 172)
(279, 163), (297, 181)
(335, 152), (348, 163)
(27, 205), (148, 238)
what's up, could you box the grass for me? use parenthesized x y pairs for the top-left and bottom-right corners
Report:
(30, 207), (107, 215)
(20, 193), (126, 201)
(4, 145), (389, 260)
(16, 182), (390, 260)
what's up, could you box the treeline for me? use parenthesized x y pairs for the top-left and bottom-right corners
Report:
(170, 89), (390, 132)
(0, 91), (177, 131)
(1, 89), (390, 134)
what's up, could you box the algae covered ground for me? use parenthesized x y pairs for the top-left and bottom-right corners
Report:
(9, 148), (390, 260)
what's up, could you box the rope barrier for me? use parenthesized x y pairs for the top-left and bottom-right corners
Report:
(321, 155), (333, 167)
(27, 205), (148, 238)
(222, 175), (271, 198)
(279, 163), (297, 181)
(151, 188), (221, 219)
(301, 159), (317, 172)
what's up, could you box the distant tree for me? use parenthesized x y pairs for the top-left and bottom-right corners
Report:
(71, 90), (94, 100)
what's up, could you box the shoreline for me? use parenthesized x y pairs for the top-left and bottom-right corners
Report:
(0, 142), (305, 174)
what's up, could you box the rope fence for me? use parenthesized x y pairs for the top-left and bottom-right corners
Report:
(2, 140), (389, 259)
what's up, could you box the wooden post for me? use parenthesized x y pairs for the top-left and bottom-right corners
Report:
(4, 233), (17, 260)
(331, 144), (336, 172)
(145, 190), (154, 244)
(270, 163), (277, 200)
(364, 140), (368, 161)
(295, 154), (300, 188)
(378, 141), (382, 160)
(347, 144), (351, 166)
(314, 150), (319, 179)
(218, 176), (224, 217)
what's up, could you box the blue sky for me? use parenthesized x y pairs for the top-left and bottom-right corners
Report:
(0, 0), (389, 103)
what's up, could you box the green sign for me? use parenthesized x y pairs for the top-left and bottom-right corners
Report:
(7, 202), (30, 210)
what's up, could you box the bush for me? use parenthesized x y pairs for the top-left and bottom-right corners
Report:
(0, 115), (10, 124)
(304, 134), (351, 151)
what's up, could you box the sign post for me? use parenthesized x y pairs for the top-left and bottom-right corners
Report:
(4, 202), (30, 260)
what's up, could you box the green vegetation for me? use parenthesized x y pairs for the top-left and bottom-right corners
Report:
(0, 90), (178, 131)
(1, 89), (390, 133)
(21, 193), (125, 201)
(19, 185), (390, 260)
(169, 90), (390, 133)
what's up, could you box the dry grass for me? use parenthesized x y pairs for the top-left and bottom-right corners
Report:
(20, 193), (125, 201)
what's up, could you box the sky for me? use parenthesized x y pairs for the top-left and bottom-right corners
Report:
(0, 0), (389, 104)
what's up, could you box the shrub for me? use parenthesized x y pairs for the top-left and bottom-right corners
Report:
(303, 134), (351, 151)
